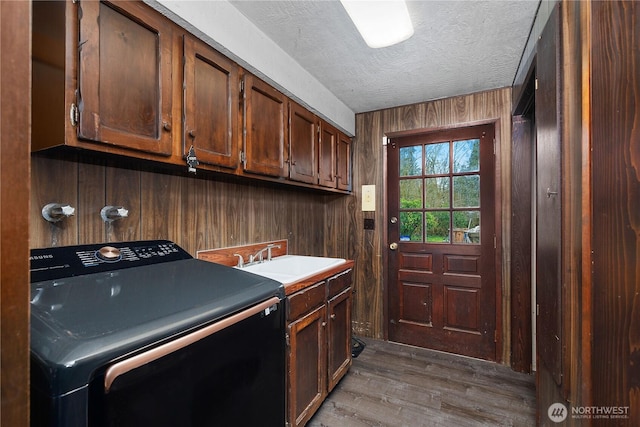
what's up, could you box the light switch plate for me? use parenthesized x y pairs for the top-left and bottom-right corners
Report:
(362, 185), (375, 211)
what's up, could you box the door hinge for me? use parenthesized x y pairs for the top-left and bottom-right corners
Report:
(493, 234), (497, 249)
(240, 150), (246, 164)
(493, 138), (496, 155)
(494, 330), (498, 342)
(382, 136), (388, 146)
(239, 79), (245, 94)
(285, 332), (290, 347)
(535, 77), (538, 90)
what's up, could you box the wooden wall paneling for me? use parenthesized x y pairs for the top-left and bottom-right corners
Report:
(510, 116), (533, 373)
(30, 154), (79, 248)
(198, 177), (217, 253)
(351, 110), (384, 339)
(560, 0), (586, 409)
(590, 0), (639, 419)
(105, 165), (141, 242)
(191, 177), (207, 252)
(78, 161), (106, 244)
(140, 169), (183, 243)
(1, 1), (31, 424)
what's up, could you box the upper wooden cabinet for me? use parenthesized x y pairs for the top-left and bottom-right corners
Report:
(243, 74), (288, 178)
(31, 0), (351, 193)
(183, 35), (239, 169)
(77, 1), (173, 155)
(288, 101), (318, 184)
(318, 121), (338, 188)
(318, 121), (352, 190)
(336, 132), (352, 191)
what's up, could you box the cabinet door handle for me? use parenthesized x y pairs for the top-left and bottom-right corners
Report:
(188, 130), (196, 138)
(162, 121), (172, 132)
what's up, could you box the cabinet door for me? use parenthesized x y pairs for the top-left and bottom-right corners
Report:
(318, 121), (337, 188)
(183, 36), (239, 169)
(243, 74), (288, 177)
(336, 132), (352, 191)
(78, 1), (173, 155)
(289, 101), (317, 184)
(288, 305), (327, 427)
(327, 287), (352, 392)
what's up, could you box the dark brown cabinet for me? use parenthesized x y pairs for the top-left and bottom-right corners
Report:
(318, 121), (337, 188)
(286, 269), (353, 427)
(183, 35), (239, 169)
(327, 272), (353, 391)
(336, 132), (352, 191)
(32, 0), (174, 157)
(32, 0), (351, 193)
(77, 1), (174, 155)
(287, 282), (327, 427)
(289, 101), (318, 184)
(243, 74), (288, 178)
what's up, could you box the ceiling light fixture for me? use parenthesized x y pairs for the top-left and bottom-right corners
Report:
(339, 0), (414, 49)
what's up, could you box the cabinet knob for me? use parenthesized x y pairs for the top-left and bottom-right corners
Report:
(389, 242), (398, 250)
(162, 121), (172, 132)
(330, 314), (336, 320)
(188, 130), (196, 138)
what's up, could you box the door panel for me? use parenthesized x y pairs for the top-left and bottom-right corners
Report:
(183, 36), (239, 169)
(388, 124), (497, 361)
(243, 75), (288, 177)
(78, 1), (173, 155)
(535, 4), (562, 385)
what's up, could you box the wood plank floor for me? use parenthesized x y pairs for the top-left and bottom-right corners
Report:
(308, 339), (536, 427)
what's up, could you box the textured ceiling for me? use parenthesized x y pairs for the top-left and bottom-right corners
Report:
(228, 0), (540, 113)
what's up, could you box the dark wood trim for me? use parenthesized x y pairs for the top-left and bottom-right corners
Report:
(510, 115), (533, 373)
(1, 1), (31, 426)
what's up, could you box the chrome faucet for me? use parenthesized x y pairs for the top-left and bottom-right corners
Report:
(248, 244), (281, 265)
(233, 253), (245, 268)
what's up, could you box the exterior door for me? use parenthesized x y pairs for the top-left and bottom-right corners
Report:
(387, 124), (497, 361)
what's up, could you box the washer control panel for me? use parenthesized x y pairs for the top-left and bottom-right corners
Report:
(30, 240), (192, 282)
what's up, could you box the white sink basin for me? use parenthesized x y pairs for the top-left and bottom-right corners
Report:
(237, 255), (346, 285)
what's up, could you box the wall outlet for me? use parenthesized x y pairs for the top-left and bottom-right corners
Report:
(364, 218), (375, 230)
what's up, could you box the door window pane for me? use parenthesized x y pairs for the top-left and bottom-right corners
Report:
(453, 211), (480, 244)
(424, 177), (450, 208)
(400, 146), (422, 176)
(425, 143), (449, 175)
(453, 139), (480, 173)
(425, 211), (450, 243)
(400, 212), (423, 242)
(400, 179), (423, 209)
(453, 175), (480, 208)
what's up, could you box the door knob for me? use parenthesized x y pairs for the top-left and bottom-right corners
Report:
(390, 216), (398, 224)
(389, 242), (398, 250)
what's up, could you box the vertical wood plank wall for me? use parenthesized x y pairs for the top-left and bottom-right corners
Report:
(345, 88), (513, 362)
(30, 153), (336, 259)
(590, 0), (639, 420)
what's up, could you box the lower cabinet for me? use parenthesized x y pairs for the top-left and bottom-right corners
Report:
(286, 269), (352, 427)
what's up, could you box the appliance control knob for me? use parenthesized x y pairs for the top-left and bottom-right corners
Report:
(96, 246), (122, 262)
